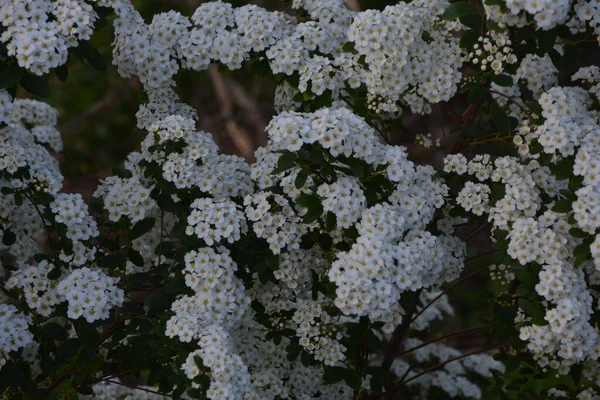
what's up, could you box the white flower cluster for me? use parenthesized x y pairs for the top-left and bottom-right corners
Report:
(519, 262), (598, 371)
(457, 181), (491, 216)
(348, 0), (464, 114)
(0, 93), (63, 195)
(0, 303), (34, 370)
(489, 264), (516, 286)
(5, 260), (62, 317)
(573, 66), (600, 98)
(502, 0), (571, 30)
(329, 203), (463, 331)
(244, 192), (305, 254)
(166, 248), (249, 342)
(0, 91), (64, 266)
(139, 115), (252, 198)
(444, 154), (541, 229)
(316, 177), (365, 229)
(507, 217), (569, 265)
(293, 299), (346, 365)
(94, 176), (155, 223)
(0, 0), (97, 75)
(515, 53), (559, 99)
(415, 133), (441, 149)
(56, 267), (124, 322)
(449, 77), (600, 377)
(182, 325), (252, 400)
(468, 33), (517, 74)
(186, 198), (247, 246)
(50, 193), (98, 242)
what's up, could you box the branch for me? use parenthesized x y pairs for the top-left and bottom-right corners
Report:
(102, 378), (173, 398)
(208, 64), (256, 161)
(396, 324), (494, 358)
(410, 265), (493, 325)
(369, 343), (509, 399)
(381, 289), (422, 371)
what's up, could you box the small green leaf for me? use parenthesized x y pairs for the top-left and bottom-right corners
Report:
(295, 170), (308, 189)
(20, 74), (50, 98)
(325, 212), (337, 232)
(442, 2), (476, 20)
(44, 323), (68, 341)
(296, 194), (321, 208)
(551, 199), (573, 213)
(273, 151), (297, 174)
(98, 251), (127, 268)
(130, 217), (156, 239)
(491, 74), (513, 87)
(518, 299), (548, 326)
(2, 230), (16, 246)
(0, 64), (24, 89)
(490, 106), (511, 134)
(468, 84), (487, 104)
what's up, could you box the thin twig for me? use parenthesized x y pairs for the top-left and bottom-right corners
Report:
(410, 265), (493, 324)
(369, 343), (509, 399)
(102, 378), (172, 398)
(396, 324), (494, 358)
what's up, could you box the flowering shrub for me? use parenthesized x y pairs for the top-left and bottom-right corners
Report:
(0, 0), (599, 399)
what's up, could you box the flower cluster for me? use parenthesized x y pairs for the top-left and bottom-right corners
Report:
(182, 325), (252, 400)
(5, 260), (61, 317)
(0, 0), (97, 75)
(292, 299), (346, 365)
(186, 198), (247, 246)
(0, 303), (34, 370)
(166, 248), (249, 343)
(467, 32), (517, 74)
(56, 267), (124, 322)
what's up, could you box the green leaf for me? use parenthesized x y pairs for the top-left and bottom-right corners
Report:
(303, 206), (323, 224)
(347, 158), (367, 178)
(325, 212), (337, 232)
(296, 194), (321, 208)
(518, 299), (548, 326)
(442, 2), (476, 20)
(460, 30), (480, 49)
(537, 29), (557, 54)
(491, 74), (513, 87)
(323, 366), (347, 384)
(486, 18), (505, 32)
(551, 199), (572, 213)
(490, 106), (511, 134)
(295, 170), (308, 189)
(73, 41), (107, 71)
(131, 217), (156, 239)
(47, 267), (62, 281)
(2, 230), (16, 246)
(20, 74), (50, 98)
(127, 248), (145, 267)
(145, 291), (169, 314)
(0, 64), (24, 89)
(273, 151), (297, 174)
(98, 251), (127, 268)
(468, 84), (487, 104)
(44, 323), (68, 341)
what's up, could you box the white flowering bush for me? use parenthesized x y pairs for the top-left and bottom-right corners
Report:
(0, 0), (599, 399)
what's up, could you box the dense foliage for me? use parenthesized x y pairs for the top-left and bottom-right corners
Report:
(0, 0), (599, 399)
